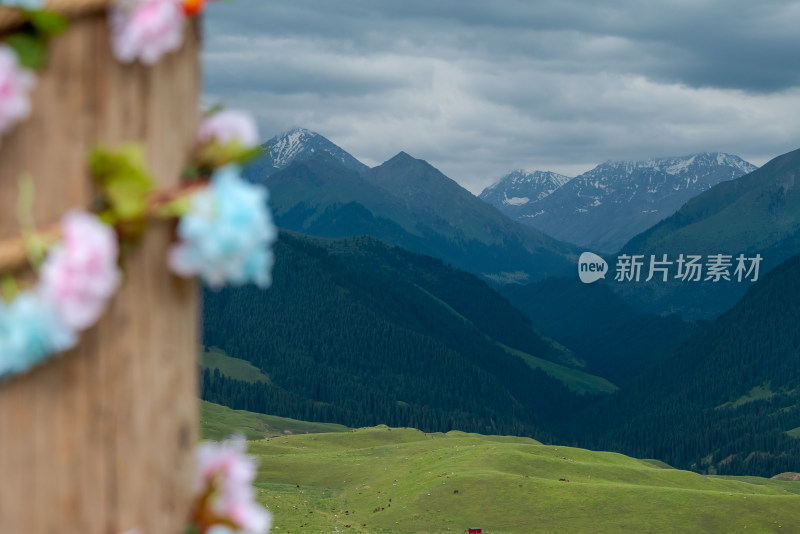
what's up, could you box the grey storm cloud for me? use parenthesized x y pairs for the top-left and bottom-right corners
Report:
(202, 0), (800, 192)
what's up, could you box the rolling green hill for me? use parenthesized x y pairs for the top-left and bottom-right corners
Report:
(242, 425), (800, 534)
(570, 251), (800, 477)
(615, 147), (800, 318)
(199, 400), (348, 441)
(202, 231), (609, 441)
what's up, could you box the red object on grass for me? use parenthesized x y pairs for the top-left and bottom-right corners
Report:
(468, 529), (482, 534)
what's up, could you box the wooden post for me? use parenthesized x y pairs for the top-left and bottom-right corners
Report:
(0, 9), (200, 534)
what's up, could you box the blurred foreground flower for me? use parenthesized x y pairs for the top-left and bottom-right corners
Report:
(0, 45), (35, 139)
(197, 109), (259, 148)
(109, 0), (186, 65)
(39, 211), (121, 331)
(0, 0), (46, 8)
(0, 291), (76, 378)
(192, 436), (272, 534)
(194, 109), (262, 171)
(169, 165), (276, 289)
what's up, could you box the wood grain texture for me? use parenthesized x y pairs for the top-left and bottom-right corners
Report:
(0, 13), (200, 534)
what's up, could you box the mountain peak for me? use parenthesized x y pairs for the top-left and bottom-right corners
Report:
(269, 128), (320, 167)
(479, 169), (572, 207)
(388, 151), (417, 163)
(243, 127), (368, 182)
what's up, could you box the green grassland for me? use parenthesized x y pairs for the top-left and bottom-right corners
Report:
(497, 343), (618, 395)
(716, 382), (777, 410)
(202, 346), (272, 384)
(200, 400), (348, 441)
(238, 426), (800, 534)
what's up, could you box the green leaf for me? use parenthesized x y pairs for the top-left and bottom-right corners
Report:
(157, 195), (192, 218)
(104, 175), (152, 221)
(6, 33), (47, 70)
(236, 144), (266, 164)
(27, 10), (69, 38)
(196, 140), (266, 170)
(1, 274), (18, 303)
(90, 145), (155, 223)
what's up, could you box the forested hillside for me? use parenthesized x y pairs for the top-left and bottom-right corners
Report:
(615, 147), (800, 318)
(203, 232), (598, 439)
(569, 251), (800, 476)
(502, 277), (698, 386)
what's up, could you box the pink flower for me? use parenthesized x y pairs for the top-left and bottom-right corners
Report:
(0, 45), (35, 138)
(196, 436), (272, 534)
(109, 0), (187, 65)
(197, 110), (259, 148)
(39, 211), (121, 332)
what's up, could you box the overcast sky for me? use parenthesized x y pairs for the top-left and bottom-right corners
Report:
(203, 0), (800, 193)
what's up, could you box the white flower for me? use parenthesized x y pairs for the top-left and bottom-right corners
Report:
(109, 0), (186, 65)
(39, 211), (121, 331)
(0, 45), (35, 139)
(196, 436), (273, 534)
(198, 110), (260, 148)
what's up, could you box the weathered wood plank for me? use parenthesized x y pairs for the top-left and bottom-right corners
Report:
(0, 13), (200, 534)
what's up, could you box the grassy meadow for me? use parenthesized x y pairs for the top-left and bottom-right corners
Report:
(200, 404), (800, 533)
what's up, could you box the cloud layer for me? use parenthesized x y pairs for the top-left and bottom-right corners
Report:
(203, 0), (800, 193)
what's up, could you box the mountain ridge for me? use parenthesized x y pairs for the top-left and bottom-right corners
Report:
(251, 144), (579, 283)
(481, 152), (757, 253)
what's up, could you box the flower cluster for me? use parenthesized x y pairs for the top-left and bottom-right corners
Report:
(197, 110), (259, 149)
(1, 1), (276, 532)
(0, 212), (119, 379)
(109, 0), (187, 65)
(0, 45), (36, 140)
(40, 211), (121, 331)
(0, 0), (213, 145)
(0, 291), (76, 377)
(192, 436), (272, 534)
(169, 108), (275, 289)
(169, 165), (276, 289)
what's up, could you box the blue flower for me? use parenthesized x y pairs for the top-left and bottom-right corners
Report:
(0, 291), (77, 379)
(0, 0), (46, 9)
(169, 165), (277, 289)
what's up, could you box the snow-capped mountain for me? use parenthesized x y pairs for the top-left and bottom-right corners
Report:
(479, 170), (572, 212)
(243, 127), (368, 182)
(483, 153), (757, 253)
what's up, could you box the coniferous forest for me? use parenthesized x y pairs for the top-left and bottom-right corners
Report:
(565, 251), (800, 476)
(203, 229), (800, 478)
(203, 231), (595, 441)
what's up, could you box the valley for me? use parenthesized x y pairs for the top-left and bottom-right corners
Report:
(200, 128), (800, 485)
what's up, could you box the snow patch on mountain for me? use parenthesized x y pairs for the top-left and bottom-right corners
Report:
(479, 170), (573, 211)
(504, 194), (530, 206)
(270, 127), (314, 168)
